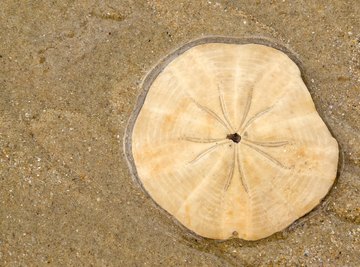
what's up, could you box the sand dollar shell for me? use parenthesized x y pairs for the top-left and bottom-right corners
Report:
(126, 38), (339, 240)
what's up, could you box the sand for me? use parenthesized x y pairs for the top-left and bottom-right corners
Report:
(1, 1), (359, 266)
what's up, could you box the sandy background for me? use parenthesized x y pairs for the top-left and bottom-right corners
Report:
(1, 0), (359, 266)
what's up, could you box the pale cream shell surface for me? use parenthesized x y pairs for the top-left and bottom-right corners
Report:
(131, 43), (339, 240)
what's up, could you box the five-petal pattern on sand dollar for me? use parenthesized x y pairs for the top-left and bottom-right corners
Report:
(183, 85), (291, 193)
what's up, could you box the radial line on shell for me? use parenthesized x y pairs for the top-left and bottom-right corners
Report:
(189, 140), (231, 164)
(240, 105), (274, 134)
(218, 85), (235, 132)
(236, 146), (249, 193)
(224, 145), (236, 191)
(244, 139), (289, 147)
(189, 96), (232, 132)
(181, 136), (226, 143)
(242, 141), (288, 169)
(237, 86), (254, 132)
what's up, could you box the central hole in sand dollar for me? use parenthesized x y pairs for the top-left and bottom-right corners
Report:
(227, 133), (241, 143)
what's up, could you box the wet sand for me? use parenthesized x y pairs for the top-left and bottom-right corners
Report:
(1, 1), (359, 266)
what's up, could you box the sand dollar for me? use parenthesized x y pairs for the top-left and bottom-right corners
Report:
(125, 38), (339, 240)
